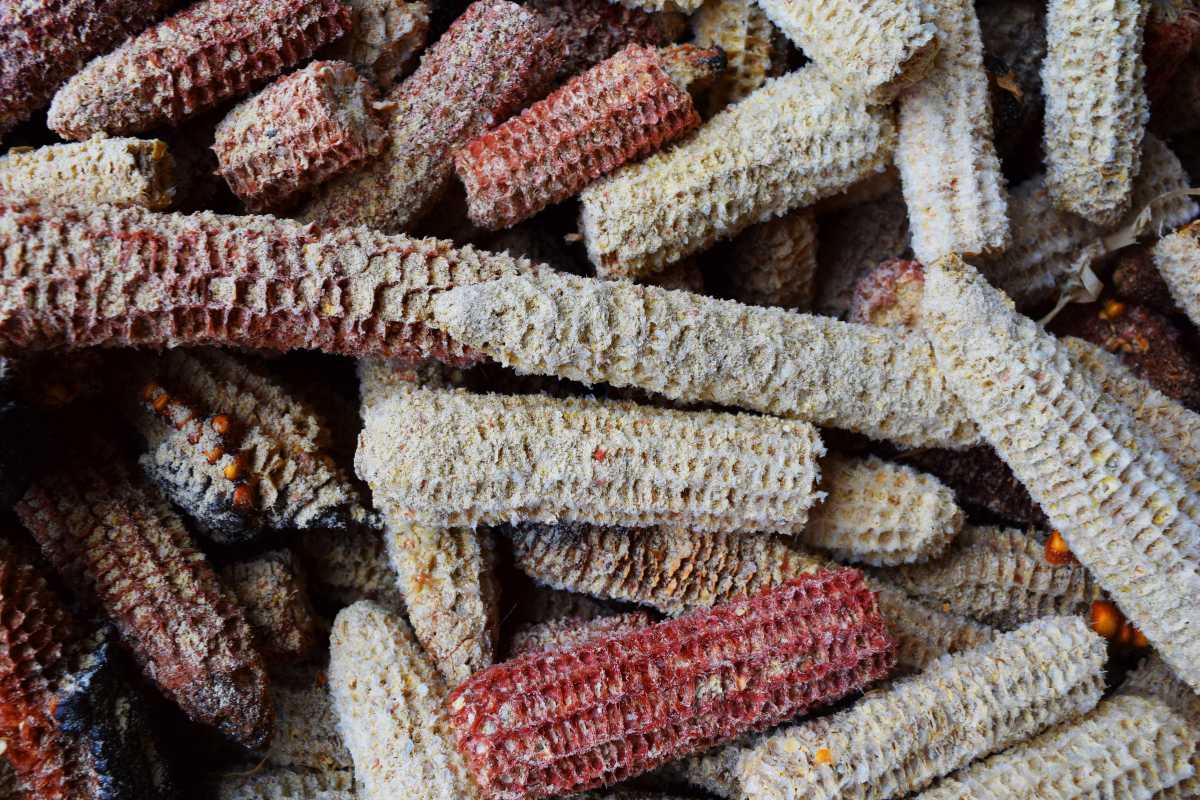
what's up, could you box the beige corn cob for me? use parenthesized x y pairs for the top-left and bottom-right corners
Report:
(726, 209), (819, 310)
(328, 600), (476, 800)
(509, 610), (656, 657)
(578, 66), (897, 279)
(220, 551), (320, 664)
(897, 0), (1009, 265)
(814, 190), (911, 318)
(265, 682), (353, 773)
(750, 0), (939, 102)
(430, 270), (978, 448)
(215, 770), (356, 800)
(1154, 220), (1200, 331)
(326, 0), (431, 87)
(358, 387), (826, 532)
(296, 529), (405, 611)
(691, 616), (1107, 800)
(0, 136), (173, 209)
(869, 582), (995, 672)
(922, 254), (1200, 692)
(691, 0), (784, 115)
(1120, 653), (1200, 800)
(1042, 0), (1150, 225)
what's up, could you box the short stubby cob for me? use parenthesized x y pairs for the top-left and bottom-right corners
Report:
(326, 0), (431, 87)
(690, 0), (784, 115)
(726, 210), (819, 310)
(448, 570), (896, 800)
(814, 190), (911, 318)
(0, 136), (174, 209)
(1154, 220), (1200, 331)
(526, 0), (685, 81)
(220, 550), (320, 664)
(509, 610), (656, 657)
(47, 0), (353, 139)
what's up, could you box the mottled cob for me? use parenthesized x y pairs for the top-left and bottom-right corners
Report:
(578, 66), (897, 279)
(527, 0), (684, 80)
(922, 254), (1200, 692)
(1120, 653), (1200, 800)
(0, 136), (174, 209)
(814, 190), (911, 318)
(296, 528), (405, 611)
(326, 0), (430, 87)
(301, 0), (562, 232)
(265, 682), (353, 773)
(0, 202), (537, 362)
(329, 600), (476, 800)
(1154, 220), (1200, 330)
(1041, 0), (1150, 225)
(449, 570), (896, 800)
(725, 210), (818, 310)
(431, 270), (978, 448)
(220, 551), (320, 664)
(690, 0), (784, 115)
(849, 258), (925, 328)
(215, 770), (356, 800)
(509, 611), (656, 657)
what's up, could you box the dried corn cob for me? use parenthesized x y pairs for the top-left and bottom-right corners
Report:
(296, 528), (405, 611)
(509, 610), (656, 657)
(528, 0), (684, 80)
(1144, 5), (1200, 105)
(0, 136), (174, 209)
(697, 616), (1106, 800)
(455, 44), (719, 230)
(15, 449), (272, 749)
(383, 522), (499, 685)
(1042, 0), (1150, 225)
(814, 190), (911, 318)
(640, 258), (706, 292)
(726, 209), (818, 310)
(610, 0), (701, 12)
(978, 0), (1046, 113)
(1153, 53), (1200, 136)
(922, 254), (1200, 692)
(897, 0), (1009, 264)
(301, 0), (562, 232)
(0, 201), (537, 362)
(266, 682), (353, 773)
(358, 387), (825, 531)
(578, 66), (897, 279)
(47, 0), (353, 139)
(868, 582), (995, 672)
(329, 600), (476, 800)
(449, 570), (896, 800)
(848, 258), (925, 328)
(326, 0), (430, 87)
(1120, 653), (1200, 800)
(430, 270), (977, 448)
(1155, 220), (1200, 330)
(690, 0), (784, 115)
(220, 551), (319, 664)
(214, 61), (389, 213)
(215, 770), (356, 800)
(524, 587), (616, 625)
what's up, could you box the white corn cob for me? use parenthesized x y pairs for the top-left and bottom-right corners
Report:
(296, 529), (405, 611)
(215, 770), (356, 800)
(921, 254), (1200, 692)
(802, 454), (962, 566)
(814, 190), (911, 318)
(579, 66), (897, 279)
(1042, 0), (1150, 225)
(509, 611), (656, 657)
(326, 0), (430, 87)
(266, 683), (353, 773)
(0, 135), (173, 209)
(726, 209), (819, 310)
(750, 0), (939, 102)
(1120, 653), (1200, 800)
(1154, 220), (1200, 331)
(896, 0), (1009, 264)
(357, 357), (457, 420)
(357, 387), (826, 532)
(691, 0), (784, 114)
(328, 600), (476, 800)
(431, 270), (978, 448)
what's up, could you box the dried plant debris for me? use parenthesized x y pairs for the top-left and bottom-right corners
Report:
(220, 551), (320, 664)
(326, 0), (431, 87)
(296, 528), (405, 612)
(0, 136), (174, 209)
(508, 610), (656, 657)
(814, 191), (912, 318)
(726, 210), (819, 310)
(528, 0), (684, 80)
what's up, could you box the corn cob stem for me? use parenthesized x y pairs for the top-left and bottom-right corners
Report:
(0, 136), (174, 209)
(726, 209), (819, 310)
(325, 0), (431, 87)
(220, 550), (320, 665)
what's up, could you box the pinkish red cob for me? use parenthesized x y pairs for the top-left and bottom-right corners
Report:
(448, 569), (895, 800)
(527, 0), (684, 79)
(849, 258), (927, 328)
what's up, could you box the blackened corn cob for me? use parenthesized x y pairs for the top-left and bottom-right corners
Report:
(448, 570), (896, 800)
(326, 0), (430, 87)
(726, 210), (818, 310)
(0, 136), (174, 209)
(216, 770), (356, 800)
(296, 528), (405, 611)
(527, 0), (685, 80)
(220, 550), (320, 664)
(814, 190), (911, 318)
(509, 610), (656, 657)
(691, 0), (784, 115)
(47, 0), (353, 139)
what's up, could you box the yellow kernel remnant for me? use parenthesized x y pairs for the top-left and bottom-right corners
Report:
(211, 415), (232, 435)
(1090, 600), (1124, 641)
(814, 747), (834, 765)
(1099, 299), (1126, 320)
(223, 458), (243, 482)
(1043, 530), (1077, 566)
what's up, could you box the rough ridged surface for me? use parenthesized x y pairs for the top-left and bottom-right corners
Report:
(897, 0), (1009, 264)
(527, 0), (684, 81)
(611, 0), (701, 12)
(215, 770), (356, 800)
(449, 571), (896, 800)
(814, 190), (911, 318)
(977, 0), (1046, 115)
(1154, 220), (1200, 331)
(691, 0), (783, 114)
(849, 258), (925, 328)
(329, 600), (476, 800)
(509, 611), (656, 657)
(297, 528), (404, 611)
(0, 136), (174, 209)
(726, 210), (818, 310)
(48, 0), (352, 139)
(266, 682), (353, 773)
(579, 67), (897, 279)
(1120, 653), (1200, 800)
(220, 551), (319, 664)
(0, 202), (537, 362)
(1042, 0), (1149, 225)
(868, 582), (995, 672)
(326, 0), (430, 87)
(431, 271), (977, 448)
(300, 0), (562, 232)
(922, 254), (1200, 692)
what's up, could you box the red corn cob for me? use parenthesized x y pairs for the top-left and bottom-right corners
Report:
(849, 258), (927, 329)
(448, 568), (896, 800)
(526, 0), (684, 79)
(46, 0), (352, 140)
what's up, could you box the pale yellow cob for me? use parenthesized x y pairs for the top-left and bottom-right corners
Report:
(215, 770), (356, 800)
(1154, 220), (1200, 331)
(1120, 654), (1200, 800)
(579, 66), (897, 279)
(296, 529), (405, 611)
(1042, 0), (1150, 225)
(266, 683), (353, 773)
(814, 190), (910, 318)
(922, 254), (1200, 692)
(896, 0), (1009, 264)
(357, 387), (826, 532)
(0, 135), (173, 208)
(690, 0), (783, 114)
(327, 0), (430, 87)
(431, 270), (978, 448)
(726, 209), (819, 310)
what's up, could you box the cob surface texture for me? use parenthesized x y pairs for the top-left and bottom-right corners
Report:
(0, 136), (174, 209)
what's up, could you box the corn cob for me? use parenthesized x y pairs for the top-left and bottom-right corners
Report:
(922, 254), (1200, 692)
(611, 0), (702, 13)
(977, 0), (1046, 113)
(750, 0), (938, 102)
(358, 386), (825, 531)
(1153, 53), (1200, 136)
(814, 190), (911, 318)
(868, 582), (995, 672)
(1144, 5), (1200, 105)
(266, 682), (353, 773)
(690, 0), (784, 115)
(0, 136), (174, 209)
(1154, 220), (1200, 331)
(725, 210), (818, 310)
(509, 610), (656, 657)
(215, 770), (356, 800)
(640, 258), (706, 292)
(430, 270), (977, 448)
(849, 258), (925, 328)
(527, 0), (685, 80)
(383, 522), (499, 685)
(326, 0), (431, 87)
(329, 600), (476, 800)
(15, 448), (273, 749)
(0, 201), (538, 362)
(220, 551), (320, 665)
(1041, 0), (1150, 225)
(300, 0), (562, 233)
(1120, 653), (1200, 800)
(296, 528), (405, 611)
(524, 587), (616, 626)
(578, 66), (897, 279)
(449, 570), (896, 800)
(455, 44), (718, 230)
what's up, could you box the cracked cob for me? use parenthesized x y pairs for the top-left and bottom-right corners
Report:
(220, 551), (320, 664)
(326, 0), (430, 87)
(296, 528), (405, 611)
(449, 570), (896, 800)
(1154, 220), (1200, 331)
(0, 136), (174, 209)
(578, 66), (897, 279)
(527, 0), (685, 80)
(300, 0), (562, 232)
(509, 610), (656, 657)
(814, 190), (912, 318)
(726, 210), (819, 310)
(690, 0), (783, 115)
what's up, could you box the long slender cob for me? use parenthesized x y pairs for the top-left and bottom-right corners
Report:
(578, 66), (897, 279)
(325, 0), (431, 87)
(527, 0), (685, 80)
(431, 270), (978, 448)
(1154, 220), (1200, 330)
(0, 201), (537, 362)
(726, 210), (819, 310)
(509, 611), (656, 657)
(0, 136), (174, 209)
(690, 0), (784, 115)
(220, 551), (320, 664)
(922, 254), (1200, 692)
(265, 682), (353, 773)
(328, 600), (477, 800)
(216, 770), (356, 800)
(1041, 0), (1150, 225)
(449, 570), (896, 800)
(1120, 653), (1200, 800)
(814, 190), (911, 318)
(300, 0), (562, 232)
(868, 582), (995, 672)
(296, 528), (405, 611)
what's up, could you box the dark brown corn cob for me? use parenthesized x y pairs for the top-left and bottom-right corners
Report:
(0, 201), (537, 364)
(1144, 6), (1200, 105)
(449, 569), (895, 800)
(46, 0), (353, 140)
(220, 550), (320, 665)
(527, 0), (684, 79)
